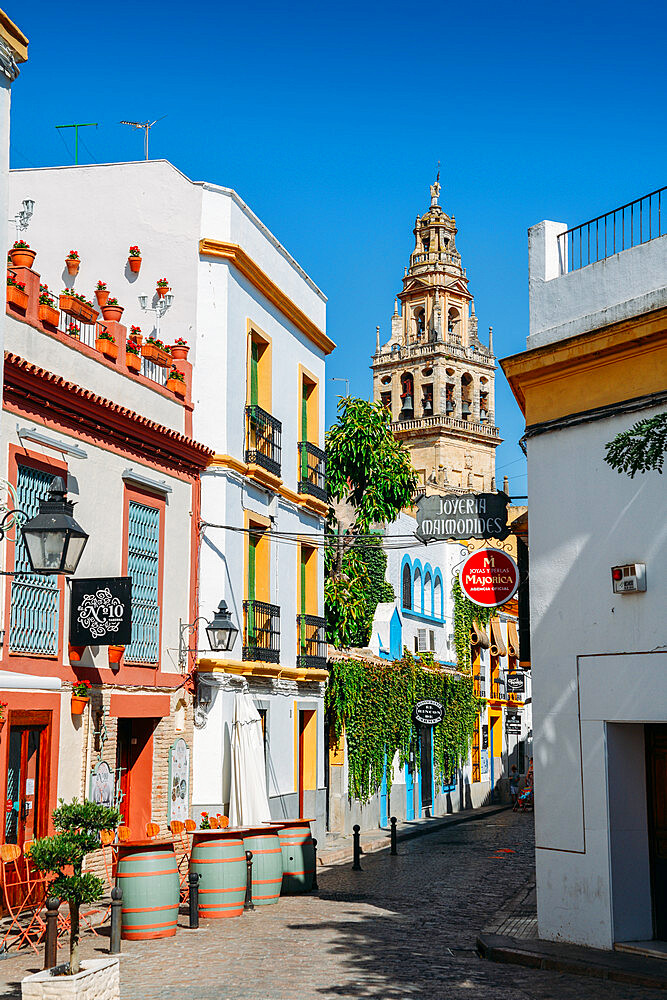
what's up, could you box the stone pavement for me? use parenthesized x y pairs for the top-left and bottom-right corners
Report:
(2, 810), (666, 999)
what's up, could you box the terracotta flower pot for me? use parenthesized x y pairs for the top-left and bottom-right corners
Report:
(7, 285), (28, 310)
(128, 256), (142, 273)
(156, 285), (169, 298)
(129, 332), (142, 347)
(71, 694), (89, 715)
(108, 645), (124, 664)
(126, 352), (141, 373)
(69, 644), (86, 662)
(66, 258), (80, 275)
(170, 344), (189, 360)
(10, 248), (36, 268)
(101, 304), (123, 322)
(59, 294), (98, 324)
(96, 337), (118, 360)
(167, 376), (186, 398)
(39, 303), (59, 326)
(95, 288), (110, 308)
(142, 343), (170, 366)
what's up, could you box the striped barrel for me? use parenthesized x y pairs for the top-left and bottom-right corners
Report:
(243, 829), (283, 905)
(190, 836), (246, 918)
(279, 823), (315, 894)
(117, 846), (179, 940)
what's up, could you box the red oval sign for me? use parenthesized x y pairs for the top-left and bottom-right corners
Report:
(459, 549), (519, 607)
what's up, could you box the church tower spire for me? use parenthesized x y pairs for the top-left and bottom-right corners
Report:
(371, 181), (502, 494)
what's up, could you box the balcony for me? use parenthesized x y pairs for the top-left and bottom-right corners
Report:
(296, 614), (327, 670)
(393, 413), (499, 438)
(245, 405), (282, 478)
(243, 599), (280, 663)
(297, 442), (326, 503)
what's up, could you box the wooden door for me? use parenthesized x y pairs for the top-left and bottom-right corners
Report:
(420, 725), (433, 813)
(116, 718), (154, 835)
(4, 714), (50, 848)
(646, 725), (667, 939)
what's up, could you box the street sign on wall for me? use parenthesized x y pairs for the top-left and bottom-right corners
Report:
(413, 699), (444, 726)
(506, 672), (525, 694)
(70, 577), (132, 646)
(415, 492), (510, 542)
(459, 549), (519, 608)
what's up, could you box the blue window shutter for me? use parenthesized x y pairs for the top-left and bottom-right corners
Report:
(125, 500), (161, 663)
(9, 465), (60, 654)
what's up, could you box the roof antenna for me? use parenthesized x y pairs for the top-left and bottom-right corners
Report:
(55, 123), (98, 165)
(120, 116), (167, 160)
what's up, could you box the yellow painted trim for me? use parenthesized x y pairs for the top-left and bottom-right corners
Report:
(207, 453), (327, 517)
(0, 11), (28, 62)
(247, 319), (272, 412)
(501, 307), (667, 425)
(294, 700), (299, 791)
(245, 510), (271, 603)
(200, 239), (336, 356)
(298, 363), (320, 447)
(196, 659), (327, 682)
(302, 708), (317, 791)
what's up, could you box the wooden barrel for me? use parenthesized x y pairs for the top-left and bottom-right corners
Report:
(278, 821), (315, 894)
(190, 834), (247, 918)
(117, 842), (179, 940)
(243, 826), (283, 905)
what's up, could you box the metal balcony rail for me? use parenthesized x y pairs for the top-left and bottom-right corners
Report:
(558, 185), (666, 273)
(243, 599), (280, 663)
(140, 357), (168, 388)
(296, 614), (327, 670)
(297, 442), (326, 503)
(245, 405), (282, 478)
(56, 313), (168, 389)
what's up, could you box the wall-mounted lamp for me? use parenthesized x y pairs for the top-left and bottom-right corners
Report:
(10, 198), (35, 238)
(138, 290), (174, 338)
(178, 600), (239, 669)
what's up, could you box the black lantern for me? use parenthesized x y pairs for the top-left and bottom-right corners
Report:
(205, 600), (239, 652)
(21, 477), (89, 575)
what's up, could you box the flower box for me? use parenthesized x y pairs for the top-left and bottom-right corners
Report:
(167, 375), (186, 397)
(39, 303), (59, 326)
(10, 247), (36, 268)
(21, 956), (119, 999)
(96, 337), (118, 361)
(126, 352), (142, 373)
(7, 284), (28, 310)
(59, 294), (98, 324)
(142, 343), (171, 367)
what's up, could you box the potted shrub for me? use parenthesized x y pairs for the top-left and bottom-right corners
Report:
(101, 296), (123, 322)
(126, 339), (141, 373)
(129, 324), (142, 347)
(38, 284), (59, 326)
(108, 645), (124, 664)
(95, 280), (109, 308)
(170, 337), (189, 360)
(65, 249), (80, 275)
(60, 290), (98, 324)
(6, 272), (28, 310)
(27, 799), (120, 988)
(71, 680), (91, 715)
(142, 335), (171, 366)
(96, 329), (118, 361)
(128, 245), (142, 273)
(66, 322), (81, 341)
(9, 239), (36, 268)
(166, 365), (186, 397)
(156, 277), (169, 299)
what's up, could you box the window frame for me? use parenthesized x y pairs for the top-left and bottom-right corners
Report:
(121, 484), (166, 668)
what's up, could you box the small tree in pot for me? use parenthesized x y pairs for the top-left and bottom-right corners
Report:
(29, 799), (120, 975)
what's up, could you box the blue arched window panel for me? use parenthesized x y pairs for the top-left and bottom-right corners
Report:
(433, 571), (444, 620)
(401, 557), (412, 611)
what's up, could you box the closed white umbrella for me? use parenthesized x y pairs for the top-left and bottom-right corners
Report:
(228, 691), (272, 826)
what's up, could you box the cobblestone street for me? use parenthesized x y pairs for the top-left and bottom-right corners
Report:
(2, 809), (665, 999)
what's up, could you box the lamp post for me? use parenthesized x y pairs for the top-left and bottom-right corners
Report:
(20, 477), (89, 575)
(10, 198), (34, 239)
(138, 292), (174, 340)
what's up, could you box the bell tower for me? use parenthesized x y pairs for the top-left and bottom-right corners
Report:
(371, 177), (501, 493)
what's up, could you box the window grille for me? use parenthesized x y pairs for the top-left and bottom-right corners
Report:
(402, 563), (412, 610)
(125, 500), (161, 663)
(9, 465), (60, 654)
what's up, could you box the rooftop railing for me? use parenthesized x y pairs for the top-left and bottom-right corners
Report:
(558, 185), (667, 273)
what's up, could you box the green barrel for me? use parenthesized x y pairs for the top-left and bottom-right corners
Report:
(279, 823), (315, 894)
(243, 829), (283, 905)
(190, 835), (246, 918)
(117, 847), (179, 940)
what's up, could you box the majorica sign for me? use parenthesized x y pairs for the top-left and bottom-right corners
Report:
(459, 549), (519, 607)
(415, 493), (510, 542)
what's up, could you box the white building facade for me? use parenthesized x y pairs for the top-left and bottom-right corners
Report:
(503, 192), (667, 949)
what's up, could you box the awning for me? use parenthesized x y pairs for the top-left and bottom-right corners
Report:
(0, 670), (61, 691)
(490, 617), (507, 657)
(109, 693), (171, 718)
(470, 621), (490, 649)
(507, 620), (519, 658)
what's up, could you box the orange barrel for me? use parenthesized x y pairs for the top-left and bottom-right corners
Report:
(116, 840), (179, 940)
(278, 819), (315, 894)
(243, 824), (283, 905)
(190, 829), (248, 919)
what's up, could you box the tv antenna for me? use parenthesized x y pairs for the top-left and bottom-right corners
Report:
(120, 116), (166, 160)
(55, 123), (98, 165)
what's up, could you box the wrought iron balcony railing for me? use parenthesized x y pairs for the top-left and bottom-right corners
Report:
(297, 442), (326, 503)
(296, 614), (327, 671)
(243, 599), (280, 663)
(245, 405), (282, 478)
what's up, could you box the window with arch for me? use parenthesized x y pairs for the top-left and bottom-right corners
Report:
(416, 309), (425, 338)
(413, 567), (422, 614)
(461, 372), (473, 420)
(402, 562), (412, 610)
(424, 572), (432, 616)
(448, 307), (460, 337)
(434, 575), (443, 619)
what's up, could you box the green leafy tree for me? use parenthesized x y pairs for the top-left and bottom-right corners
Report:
(325, 397), (417, 646)
(29, 799), (119, 974)
(605, 413), (667, 477)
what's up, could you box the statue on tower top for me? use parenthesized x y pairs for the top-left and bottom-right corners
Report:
(430, 167), (441, 207)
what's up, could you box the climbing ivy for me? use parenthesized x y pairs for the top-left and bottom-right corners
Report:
(452, 576), (493, 673)
(326, 651), (480, 803)
(346, 535), (395, 647)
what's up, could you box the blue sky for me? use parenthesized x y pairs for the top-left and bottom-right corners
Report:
(8, 0), (667, 497)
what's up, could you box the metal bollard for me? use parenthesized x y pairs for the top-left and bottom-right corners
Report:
(109, 886), (122, 954)
(44, 897), (59, 969)
(390, 816), (397, 855)
(311, 838), (319, 891)
(188, 871), (200, 929)
(244, 850), (254, 911)
(352, 824), (362, 871)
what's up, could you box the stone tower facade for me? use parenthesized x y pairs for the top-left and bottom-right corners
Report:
(371, 179), (501, 492)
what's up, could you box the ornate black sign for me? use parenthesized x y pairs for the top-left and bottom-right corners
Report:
(70, 577), (132, 647)
(506, 672), (525, 694)
(506, 710), (522, 734)
(415, 492), (510, 542)
(413, 699), (444, 726)
(482, 724), (489, 750)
